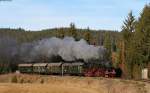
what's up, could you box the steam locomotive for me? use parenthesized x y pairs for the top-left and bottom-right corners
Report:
(18, 62), (121, 78)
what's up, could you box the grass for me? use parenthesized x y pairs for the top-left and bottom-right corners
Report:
(0, 74), (149, 93)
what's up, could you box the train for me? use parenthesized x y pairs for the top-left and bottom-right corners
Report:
(18, 62), (122, 78)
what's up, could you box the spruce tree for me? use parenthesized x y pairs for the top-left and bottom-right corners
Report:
(121, 11), (135, 79)
(84, 27), (92, 44)
(104, 32), (112, 60)
(134, 4), (150, 72)
(69, 23), (77, 39)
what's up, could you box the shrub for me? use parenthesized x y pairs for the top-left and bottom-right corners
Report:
(20, 78), (24, 83)
(40, 79), (44, 84)
(11, 76), (18, 83)
(27, 80), (31, 83)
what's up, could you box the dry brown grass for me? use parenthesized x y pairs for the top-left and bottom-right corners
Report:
(0, 74), (149, 93)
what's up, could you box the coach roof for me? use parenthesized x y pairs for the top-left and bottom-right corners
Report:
(33, 63), (48, 67)
(48, 63), (62, 66)
(18, 64), (33, 67)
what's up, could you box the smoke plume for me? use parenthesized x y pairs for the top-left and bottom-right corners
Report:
(0, 36), (106, 63)
(20, 37), (106, 62)
(0, 36), (18, 60)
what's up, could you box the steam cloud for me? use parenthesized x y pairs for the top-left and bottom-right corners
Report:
(35, 37), (105, 61)
(0, 36), (18, 59)
(0, 36), (106, 63)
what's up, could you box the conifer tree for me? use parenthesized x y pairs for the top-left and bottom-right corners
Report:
(134, 4), (150, 72)
(104, 32), (112, 60)
(69, 23), (77, 39)
(84, 27), (92, 44)
(121, 11), (135, 79)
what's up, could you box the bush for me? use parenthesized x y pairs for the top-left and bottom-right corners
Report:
(11, 76), (18, 83)
(27, 80), (31, 83)
(40, 79), (44, 84)
(20, 78), (24, 83)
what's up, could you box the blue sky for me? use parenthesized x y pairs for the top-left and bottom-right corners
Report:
(0, 0), (149, 31)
